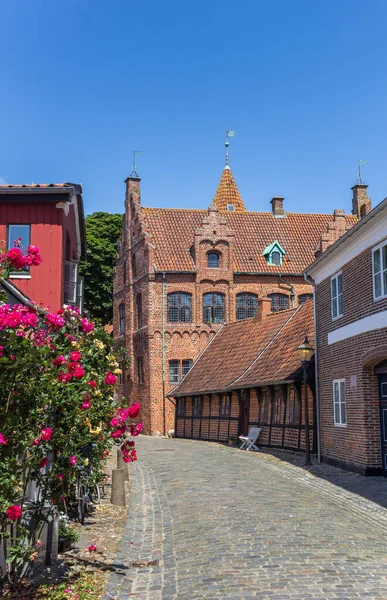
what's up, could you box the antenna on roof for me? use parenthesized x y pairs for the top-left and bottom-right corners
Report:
(355, 159), (368, 184)
(225, 118), (235, 169)
(130, 150), (142, 178)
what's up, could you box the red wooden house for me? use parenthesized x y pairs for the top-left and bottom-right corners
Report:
(0, 183), (86, 311)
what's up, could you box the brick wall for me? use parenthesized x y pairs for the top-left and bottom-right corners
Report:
(316, 243), (387, 473)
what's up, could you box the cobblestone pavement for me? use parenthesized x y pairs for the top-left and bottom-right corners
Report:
(104, 437), (387, 600)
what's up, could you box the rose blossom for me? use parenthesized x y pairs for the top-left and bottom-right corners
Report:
(80, 400), (91, 410)
(0, 432), (8, 445)
(81, 318), (94, 333)
(88, 544), (97, 552)
(128, 402), (140, 419)
(70, 350), (81, 362)
(58, 473), (64, 480)
(105, 372), (117, 385)
(40, 427), (53, 441)
(69, 455), (77, 466)
(87, 380), (96, 388)
(6, 505), (22, 521)
(39, 457), (48, 468)
(110, 417), (119, 428)
(52, 355), (66, 367)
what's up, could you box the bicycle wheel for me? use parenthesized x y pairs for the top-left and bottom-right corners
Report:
(89, 483), (101, 505)
(78, 483), (87, 525)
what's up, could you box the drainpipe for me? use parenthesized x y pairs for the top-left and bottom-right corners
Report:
(161, 272), (166, 436)
(304, 272), (320, 463)
(279, 276), (295, 308)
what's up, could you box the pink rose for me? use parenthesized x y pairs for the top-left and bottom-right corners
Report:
(110, 417), (119, 428)
(87, 380), (96, 388)
(81, 400), (91, 410)
(69, 455), (77, 466)
(40, 427), (53, 441)
(40, 457), (48, 468)
(0, 432), (8, 445)
(58, 473), (64, 480)
(105, 372), (117, 385)
(128, 402), (140, 418)
(81, 318), (94, 333)
(70, 351), (81, 362)
(88, 544), (97, 552)
(52, 355), (66, 367)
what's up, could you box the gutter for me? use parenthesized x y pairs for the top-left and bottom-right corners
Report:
(234, 271), (303, 277)
(304, 271), (320, 463)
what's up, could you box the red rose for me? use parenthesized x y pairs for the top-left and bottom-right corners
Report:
(70, 351), (81, 362)
(6, 505), (22, 521)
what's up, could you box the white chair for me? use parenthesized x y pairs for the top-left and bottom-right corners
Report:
(238, 427), (262, 451)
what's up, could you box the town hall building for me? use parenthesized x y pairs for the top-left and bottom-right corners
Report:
(113, 157), (364, 436)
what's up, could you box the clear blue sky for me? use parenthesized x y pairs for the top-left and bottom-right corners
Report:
(1, 0), (386, 216)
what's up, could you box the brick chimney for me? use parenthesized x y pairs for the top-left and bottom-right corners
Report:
(125, 175), (141, 210)
(255, 297), (272, 322)
(270, 196), (285, 217)
(351, 184), (371, 219)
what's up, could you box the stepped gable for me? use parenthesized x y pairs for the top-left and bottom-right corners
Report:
(169, 308), (298, 397)
(212, 166), (246, 213)
(142, 207), (357, 273)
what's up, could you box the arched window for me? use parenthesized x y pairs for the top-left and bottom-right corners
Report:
(137, 293), (142, 328)
(168, 292), (192, 323)
(119, 304), (125, 336)
(203, 292), (225, 323)
(268, 293), (289, 313)
(207, 252), (220, 268)
(271, 251), (281, 266)
(298, 293), (313, 305)
(236, 292), (258, 320)
(132, 253), (137, 277)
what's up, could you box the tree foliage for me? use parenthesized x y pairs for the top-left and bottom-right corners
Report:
(79, 212), (123, 324)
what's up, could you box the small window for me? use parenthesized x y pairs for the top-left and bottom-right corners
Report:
(333, 379), (346, 426)
(168, 292), (192, 323)
(119, 304), (125, 336)
(207, 252), (220, 268)
(271, 251), (281, 266)
(203, 292), (225, 323)
(64, 261), (79, 304)
(193, 396), (203, 417)
(7, 224), (31, 274)
(169, 360), (180, 385)
(219, 394), (230, 417)
(137, 293), (143, 328)
(236, 293), (258, 320)
(227, 204), (235, 211)
(372, 240), (387, 301)
(137, 356), (144, 384)
(331, 272), (343, 320)
(177, 398), (186, 417)
(182, 359), (193, 378)
(268, 293), (289, 313)
(298, 293), (313, 305)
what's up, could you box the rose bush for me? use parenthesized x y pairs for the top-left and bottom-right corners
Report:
(0, 244), (140, 593)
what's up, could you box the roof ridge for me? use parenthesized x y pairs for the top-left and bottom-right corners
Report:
(142, 206), (356, 218)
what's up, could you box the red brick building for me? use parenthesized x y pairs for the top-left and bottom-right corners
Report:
(306, 186), (387, 475)
(113, 164), (357, 435)
(0, 183), (86, 311)
(168, 299), (316, 452)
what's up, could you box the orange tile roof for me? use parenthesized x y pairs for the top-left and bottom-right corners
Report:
(142, 207), (357, 273)
(0, 183), (73, 189)
(212, 166), (246, 213)
(169, 300), (314, 397)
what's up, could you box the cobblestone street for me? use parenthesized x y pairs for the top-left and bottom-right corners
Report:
(104, 437), (387, 600)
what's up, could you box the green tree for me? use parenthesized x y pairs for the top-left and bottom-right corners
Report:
(80, 212), (123, 324)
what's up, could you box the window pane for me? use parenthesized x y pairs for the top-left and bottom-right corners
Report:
(208, 253), (219, 268)
(168, 293), (178, 306)
(271, 251), (280, 265)
(337, 273), (342, 295)
(203, 294), (213, 306)
(331, 277), (337, 299)
(8, 224), (30, 253)
(340, 401), (346, 425)
(203, 306), (212, 322)
(181, 294), (191, 306)
(247, 295), (257, 307)
(236, 307), (246, 320)
(340, 380), (345, 401)
(214, 293), (224, 306)
(374, 248), (381, 274)
(236, 294), (245, 307)
(168, 307), (179, 322)
(332, 296), (337, 319)
(299, 294), (313, 304)
(338, 293), (343, 317)
(334, 402), (340, 424)
(375, 273), (382, 298)
(169, 360), (180, 384)
(214, 306), (224, 323)
(180, 307), (191, 322)
(182, 360), (193, 378)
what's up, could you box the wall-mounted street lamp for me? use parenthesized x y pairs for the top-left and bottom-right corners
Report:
(297, 336), (314, 466)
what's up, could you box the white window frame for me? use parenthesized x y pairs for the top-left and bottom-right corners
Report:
(331, 271), (343, 321)
(333, 378), (346, 427)
(372, 239), (387, 301)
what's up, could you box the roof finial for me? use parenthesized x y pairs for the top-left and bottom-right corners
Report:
(130, 150), (142, 178)
(225, 119), (235, 169)
(355, 159), (368, 184)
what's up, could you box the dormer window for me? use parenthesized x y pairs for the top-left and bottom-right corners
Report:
(207, 252), (220, 268)
(227, 204), (235, 211)
(262, 240), (285, 266)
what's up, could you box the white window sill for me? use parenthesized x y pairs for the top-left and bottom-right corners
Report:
(374, 293), (387, 302)
(334, 423), (347, 428)
(9, 274), (31, 279)
(332, 314), (343, 322)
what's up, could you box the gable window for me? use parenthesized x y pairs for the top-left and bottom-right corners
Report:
(7, 224), (31, 275)
(203, 292), (225, 323)
(262, 240), (286, 266)
(137, 293), (143, 328)
(182, 359), (193, 378)
(219, 394), (231, 417)
(373, 240), (387, 300)
(268, 293), (289, 313)
(119, 304), (125, 336)
(177, 398), (186, 417)
(331, 272), (343, 320)
(169, 360), (180, 384)
(333, 379), (346, 426)
(193, 396), (203, 417)
(207, 252), (220, 268)
(168, 292), (192, 323)
(298, 293), (313, 305)
(137, 356), (144, 384)
(236, 292), (258, 320)
(227, 204), (235, 211)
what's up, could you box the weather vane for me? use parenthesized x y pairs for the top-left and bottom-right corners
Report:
(225, 119), (235, 167)
(130, 150), (142, 177)
(356, 159), (368, 184)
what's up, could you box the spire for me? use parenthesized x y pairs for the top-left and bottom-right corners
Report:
(212, 166), (246, 213)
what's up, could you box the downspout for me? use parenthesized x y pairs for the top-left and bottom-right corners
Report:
(279, 276), (295, 308)
(161, 272), (166, 436)
(304, 272), (320, 462)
